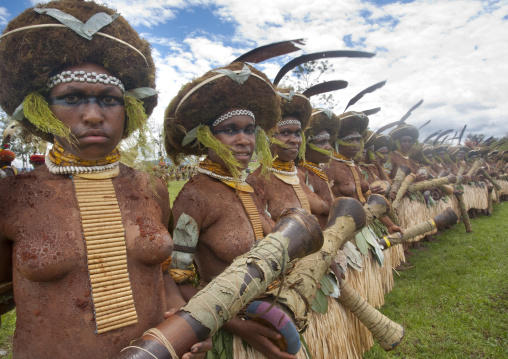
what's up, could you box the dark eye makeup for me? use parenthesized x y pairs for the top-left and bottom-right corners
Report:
(49, 93), (125, 107)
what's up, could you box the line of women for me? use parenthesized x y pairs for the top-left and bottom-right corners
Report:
(1, 1), (506, 358)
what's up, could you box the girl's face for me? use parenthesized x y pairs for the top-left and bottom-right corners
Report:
(338, 131), (361, 159)
(305, 130), (332, 164)
(271, 117), (302, 162)
(49, 63), (125, 160)
(208, 111), (256, 169)
(399, 135), (415, 153)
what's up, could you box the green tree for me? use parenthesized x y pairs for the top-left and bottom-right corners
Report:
(281, 60), (337, 109)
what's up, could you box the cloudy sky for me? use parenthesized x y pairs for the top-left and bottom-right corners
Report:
(1, 0), (507, 143)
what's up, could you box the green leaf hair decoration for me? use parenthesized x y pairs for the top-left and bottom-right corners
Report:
(124, 95), (148, 136)
(213, 64), (251, 84)
(196, 125), (243, 179)
(254, 126), (274, 177)
(375, 151), (386, 161)
(270, 136), (291, 149)
(33, 8), (119, 40)
(367, 149), (376, 162)
(395, 139), (401, 150)
(23, 92), (75, 143)
(277, 90), (296, 101)
(421, 152), (433, 165)
(337, 139), (360, 147)
(307, 142), (333, 156)
(298, 133), (306, 161)
(435, 155), (445, 164)
(353, 138), (365, 162)
(182, 126), (199, 147)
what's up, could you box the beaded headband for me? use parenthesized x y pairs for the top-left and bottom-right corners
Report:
(212, 109), (255, 127)
(308, 133), (330, 142)
(278, 119), (301, 127)
(340, 133), (362, 142)
(47, 70), (125, 92)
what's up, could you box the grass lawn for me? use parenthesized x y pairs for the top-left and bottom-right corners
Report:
(364, 202), (508, 358)
(167, 180), (187, 203)
(1, 202), (506, 358)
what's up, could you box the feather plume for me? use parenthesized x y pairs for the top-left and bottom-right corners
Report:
(231, 39), (306, 64)
(273, 50), (375, 85)
(457, 125), (467, 145)
(399, 99), (423, 123)
(361, 107), (381, 116)
(343, 80), (387, 112)
(423, 130), (442, 143)
(433, 129), (453, 145)
(418, 120), (431, 130)
(375, 120), (400, 134)
(302, 80), (348, 98)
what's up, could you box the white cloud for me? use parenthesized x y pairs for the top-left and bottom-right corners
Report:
(14, 0), (508, 139)
(0, 7), (10, 26)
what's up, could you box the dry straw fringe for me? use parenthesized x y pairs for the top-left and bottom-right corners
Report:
(302, 298), (360, 359)
(499, 180), (508, 195)
(397, 196), (460, 242)
(389, 244), (405, 269)
(232, 336), (308, 358)
(379, 249), (394, 294)
(345, 267), (375, 355)
(361, 253), (385, 308)
(463, 184), (488, 210)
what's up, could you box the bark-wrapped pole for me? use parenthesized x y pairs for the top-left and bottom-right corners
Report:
(454, 191), (473, 233)
(263, 197), (370, 329)
(479, 169), (502, 191)
(457, 164), (467, 176)
(337, 278), (404, 351)
(466, 158), (484, 177)
(263, 196), (398, 348)
(390, 165), (412, 196)
(408, 176), (450, 193)
(115, 208), (323, 359)
(392, 173), (416, 209)
(487, 186), (494, 214)
(377, 207), (458, 250)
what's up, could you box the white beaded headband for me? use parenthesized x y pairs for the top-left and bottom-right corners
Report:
(212, 109), (255, 127)
(278, 119), (301, 127)
(47, 70), (125, 92)
(340, 133), (363, 141)
(308, 133), (330, 142)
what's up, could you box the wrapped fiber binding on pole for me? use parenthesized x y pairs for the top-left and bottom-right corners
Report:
(115, 208), (323, 359)
(408, 177), (450, 193)
(337, 279), (405, 351)
(466, 158), (484, 177)
(378, 207), (458, 249)
(264, 196), (405, 353)
(454, 191), (473, 233)
(392, 173), (416, 209)
(480, 169), (502, 191)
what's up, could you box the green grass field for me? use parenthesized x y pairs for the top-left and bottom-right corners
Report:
(1, 201), (506, 358)
(364, 202), (508, 358)
(167, 180), (187, 203)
